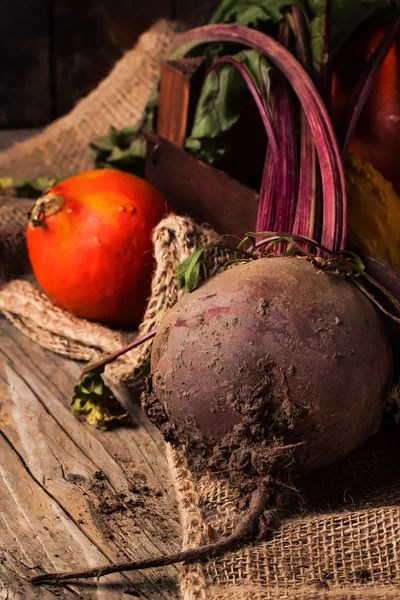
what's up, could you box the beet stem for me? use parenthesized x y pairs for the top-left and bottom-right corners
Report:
(258, 22), (298, 238)
(290, 7), (318, 245)
(207, 53), (280, 237)
(30, 483), (270, 586)
(289, 8), (311, 72)
(171, 24), (347, 253)
(79, 329), (158, 379)
(273, 22), (298, 239)
(257, 144), (277, 233)
(208, 56), (280, 159)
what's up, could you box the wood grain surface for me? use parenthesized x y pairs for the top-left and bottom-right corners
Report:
(0, 0), (51, 127)
(0, 316), (182, 599)
(52, 0), (173, 118)
(146, 134), (260, 240)
(0, 0), (220, 126)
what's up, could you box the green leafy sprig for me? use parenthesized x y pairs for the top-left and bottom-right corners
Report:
(71, 362), (129, 430)
(0, 177), (61, 199)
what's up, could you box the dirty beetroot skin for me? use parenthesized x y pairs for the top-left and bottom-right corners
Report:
(148, 257), (393, 483)
(27, 169), (169, 326)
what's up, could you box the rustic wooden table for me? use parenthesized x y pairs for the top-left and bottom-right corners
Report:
(0, 315), (182, 599)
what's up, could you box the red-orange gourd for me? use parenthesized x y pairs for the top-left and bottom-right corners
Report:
(332, 19), (400, 194)
(27, 169), (169, 326)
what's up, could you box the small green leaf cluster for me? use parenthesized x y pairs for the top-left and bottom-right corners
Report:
(71, 362), (128, 430)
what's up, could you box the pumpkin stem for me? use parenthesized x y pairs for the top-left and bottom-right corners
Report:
(28, 193), (64, 229)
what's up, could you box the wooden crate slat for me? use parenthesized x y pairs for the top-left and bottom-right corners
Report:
(146, 134), (259, 239)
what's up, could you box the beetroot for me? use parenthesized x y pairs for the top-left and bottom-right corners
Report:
(149, 256), (393, 481)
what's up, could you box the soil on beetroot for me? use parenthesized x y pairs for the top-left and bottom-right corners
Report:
(142, 368), (301, 497)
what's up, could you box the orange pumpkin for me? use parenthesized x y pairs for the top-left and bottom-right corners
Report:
(27, 169), (169, 326)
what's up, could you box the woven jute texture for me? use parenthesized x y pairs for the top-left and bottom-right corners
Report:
(0, 17), (399, 600)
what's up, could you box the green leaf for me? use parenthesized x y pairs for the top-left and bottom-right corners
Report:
(0, 177), (14, 190)
(109, 142), (145, 163)
(187, 0), (304, 62)
(187, 0), (398, 167)
(114, 123), (148, 148)
(89, 116), (151, 177)
(210, 0), (305, 26)
(339, 249), (365, 274)
(235, 235), (255, 259)
(185, 135), (232, 164)
(71, 363), (129, 430)
(92, 135), (115, 151)
(177, 246), (209, 292)
(177, 242), (253, 292)
(0, 177), (61, 199)
(189, 56), (247, 140)
(308, 0), (399, 73)
(186, 49), (272, 161)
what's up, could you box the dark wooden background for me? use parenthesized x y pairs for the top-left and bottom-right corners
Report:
(0, 0), (219, 128)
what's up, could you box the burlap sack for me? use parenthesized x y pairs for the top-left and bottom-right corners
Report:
(0, 18), (399, 600)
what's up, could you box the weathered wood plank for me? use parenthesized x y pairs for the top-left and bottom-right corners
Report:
(0, 317), (181, 599)
(0, 0), (51, 127)
(158, 59), (205, 148)
(0, 431), (128, 599)
(52, 0), (173, 117)
(146, 134), (260, 239)
(3, 334), (179, 513)
(0, 426), (127, 597)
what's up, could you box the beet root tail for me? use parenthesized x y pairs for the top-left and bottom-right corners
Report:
(30, 483), (271, 586)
